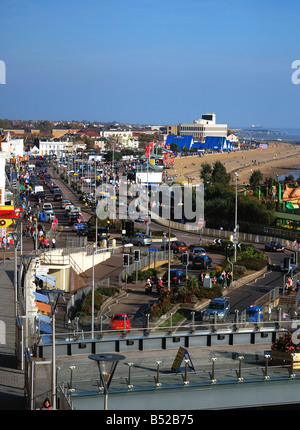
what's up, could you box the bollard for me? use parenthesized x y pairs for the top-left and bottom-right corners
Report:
(127, 363), (133, 388)
(69, 366), (76, 392)
(236, 356), (244, 382)
(210, 357), (217, 383)
(263, 354), (270, 380)
(155, 361), (162, 387)
(183, 359), (190, 385)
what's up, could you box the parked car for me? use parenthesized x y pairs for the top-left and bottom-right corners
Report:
(122, 233), (152, 246)
(162, 269), (186, 285)
(110, 313), (131, 330)
(161, 240), (188, 253)
(202, 298), (230, 321)
(265, 241), (284, 252)
(191, 255), (212, 269)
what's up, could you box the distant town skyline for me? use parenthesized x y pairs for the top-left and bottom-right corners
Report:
(1, 0), (300, 128)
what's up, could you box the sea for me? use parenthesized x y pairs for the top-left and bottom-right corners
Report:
(235, 127), (300, 143)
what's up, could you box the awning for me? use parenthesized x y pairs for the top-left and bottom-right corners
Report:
(36, 313), (51, 324)
(33, 291), (50, 303)
(35, 274), (56, 287)
(36, 321), (52, 334)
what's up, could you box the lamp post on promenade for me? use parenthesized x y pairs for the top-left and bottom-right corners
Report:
(40, 288), (64, 410)
(88, 353), (125, 410)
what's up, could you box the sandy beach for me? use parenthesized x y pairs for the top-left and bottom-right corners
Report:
(170, 141), (300, 186)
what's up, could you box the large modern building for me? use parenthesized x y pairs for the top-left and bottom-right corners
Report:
(167, 113), (228, 142)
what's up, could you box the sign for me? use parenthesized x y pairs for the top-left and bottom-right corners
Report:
(198, 218), (204, 228)
(0, 205), (23, 219)
(148, 248), (158, 252)
(232, 235), (239, 244)
(171, 347), (195, 374)
(36, 267), (49, 276)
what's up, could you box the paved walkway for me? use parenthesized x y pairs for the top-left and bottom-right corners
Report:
(0, 259), (26, 410)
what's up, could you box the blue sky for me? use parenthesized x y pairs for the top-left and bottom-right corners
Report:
(1, 0), (300, 128)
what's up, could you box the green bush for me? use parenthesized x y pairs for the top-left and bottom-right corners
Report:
(237, 257), (266, 271)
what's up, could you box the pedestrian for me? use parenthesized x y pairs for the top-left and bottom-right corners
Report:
(52, 237), (56, 248)
(2, 236), (7, 249)
(40, 398), (53, 410)
(44, 238), (49, 249)
(226, 271), (232, 288)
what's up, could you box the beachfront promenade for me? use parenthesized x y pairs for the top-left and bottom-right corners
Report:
(0, 258), (26, 410)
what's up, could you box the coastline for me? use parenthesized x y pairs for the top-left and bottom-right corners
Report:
(171, 141), (300, 185)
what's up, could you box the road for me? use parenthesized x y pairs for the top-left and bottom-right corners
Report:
(26, 162), (292, 329)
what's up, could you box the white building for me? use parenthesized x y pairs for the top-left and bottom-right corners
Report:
(177, 113), (228, 142)
(1, 132), (24, 160)
(39, 141), (68, 156)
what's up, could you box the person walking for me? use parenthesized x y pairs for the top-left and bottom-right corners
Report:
(52, 237), (56, 248)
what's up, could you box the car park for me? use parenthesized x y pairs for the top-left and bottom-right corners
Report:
(202, 298), (230, 321)
(265, 241), (284, 252)
(191, 255), (212, 269)
(110, 313), (131, 330)
(122, 233), (152, 246)
(162, 269), (186, 285)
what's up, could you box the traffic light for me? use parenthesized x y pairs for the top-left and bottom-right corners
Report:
(182, 252), (189, 266)
(134, 250), (140, 262)
(123, 254), (129, 266)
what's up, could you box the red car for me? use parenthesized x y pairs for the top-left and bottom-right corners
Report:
(110, 313), (131, 330)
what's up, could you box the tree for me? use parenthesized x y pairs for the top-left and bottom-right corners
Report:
(200, 163), (212, 186)
(249, 170), (263, 188)
(211, 161), (231, 185)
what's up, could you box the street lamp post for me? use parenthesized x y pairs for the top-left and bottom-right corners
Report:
(88, 353), (125, 410)
(39, 288), (64, 410)
(10, 230), (21, 319)
(234, 172), (239, 262)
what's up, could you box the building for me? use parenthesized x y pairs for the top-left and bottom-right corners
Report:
(167, 113), (227, 142)
(39, 140), (69, 156)
(165, 135), (194, 151)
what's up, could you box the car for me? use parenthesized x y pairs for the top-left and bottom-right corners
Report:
(77, 224), (89, 236)
(54, 190), (62, 201)
(122, 233), (152, 246)
(87, 226), (110, 242)
(61, 199), (72, 209)
(191, 255), (212, 269)
(189, 246), (207, 260)
(43, 203), (52, 212)
(265, 241), (284, 252)
(162, 240), (188, 253)
(69, 213), (81, 226)
(162, 269), (186, 285)
(110, 313), (131, 330)
(202, 298), (230, 321)
(45, 210), (55, 222)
